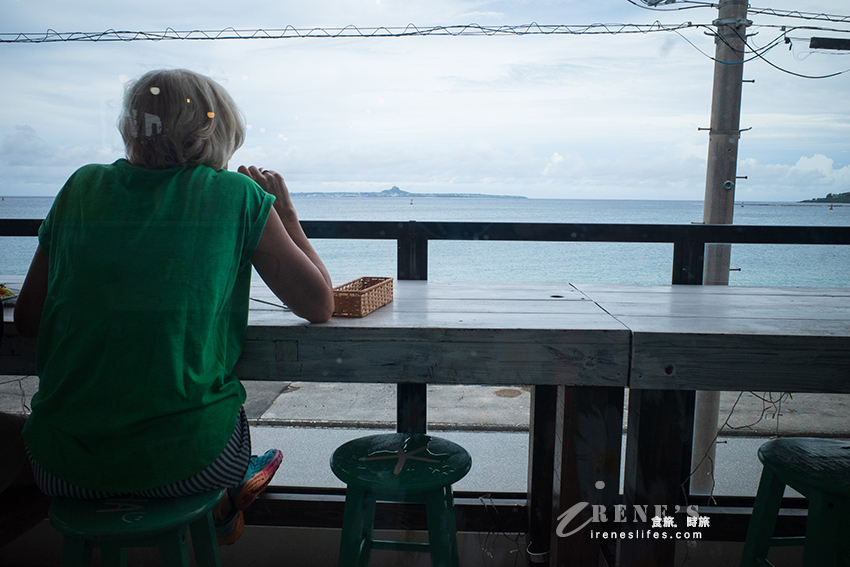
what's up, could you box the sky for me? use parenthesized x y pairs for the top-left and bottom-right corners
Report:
(2, 0), (849, 201)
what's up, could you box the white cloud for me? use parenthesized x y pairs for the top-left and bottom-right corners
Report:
(795, 154), (837, 174)
(2, 0), (850, 201)
(1, 125), (55, 166)
(1, 125), (117, 167)
(0, 125), (120, 195)
(737, 155), (850, 201)
(542, 152), (564, 175)
(457, 11), (506, 21)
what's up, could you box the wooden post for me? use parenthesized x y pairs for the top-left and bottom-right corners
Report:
(397, 220), (428, 281)
(397, 220), (428, 434)
(526, 385), (557, 566)
(694, 0), (751, 496)
(622, 389), (696, 567)
(551, 386), (624, 567)
(703, 0), (749, 278)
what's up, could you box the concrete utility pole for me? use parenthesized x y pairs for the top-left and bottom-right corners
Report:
(692, 0), (751, 494)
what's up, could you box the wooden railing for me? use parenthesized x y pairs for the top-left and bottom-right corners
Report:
(5, 218), (850, 284)
(2, 219), (849, 544)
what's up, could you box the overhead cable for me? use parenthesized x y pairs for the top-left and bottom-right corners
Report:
(0, 22), (698, 43)
(628, 0), (850, 24)
(747, 6), (850, 25)
(626, 0), (718, 11)
(730, 26), (850, 79)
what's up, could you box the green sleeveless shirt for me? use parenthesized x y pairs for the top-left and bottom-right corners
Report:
(23, 159), (274, 492)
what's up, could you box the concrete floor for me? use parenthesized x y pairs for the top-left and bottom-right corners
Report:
(249, 426), (808, 498)
(4, 377), (846, 566)
(4, 376), (847, 497)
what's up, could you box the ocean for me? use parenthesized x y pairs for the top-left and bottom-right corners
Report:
(2, 196), (849, 287)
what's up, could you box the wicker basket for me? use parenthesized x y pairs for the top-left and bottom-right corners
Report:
(332, 277), (394, 317)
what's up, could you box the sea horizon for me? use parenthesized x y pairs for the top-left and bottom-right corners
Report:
(2, 197), (847, 287)
(1, 194), (846, 205)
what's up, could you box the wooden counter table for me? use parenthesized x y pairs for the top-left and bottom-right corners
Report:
(3, 279), (632, 384)
(570, 283), (850, 567)
(243, 280), (632, 565)
(1, 278), (632, 566)
(4, 279), (849, 566)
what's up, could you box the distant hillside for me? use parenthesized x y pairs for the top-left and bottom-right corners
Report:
(801, 192), (850, 203)
(293, 186), (526, 199)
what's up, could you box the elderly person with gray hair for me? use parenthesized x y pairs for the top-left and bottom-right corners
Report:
(14, 69), (334, 544)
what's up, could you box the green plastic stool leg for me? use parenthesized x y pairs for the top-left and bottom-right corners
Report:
(60, 536), (92, 567)
(424, 487), (457, 567)
(339, 486), (373, 567)
(443, 486), (461, 567)
(802, 492), (849, 567)
(358, 495), (376, 567)
(156, 527), (191, 567)
(740, 466), (786, 567)
(100, 546), (127, 567)
(189, 512), (222, 567)
(832, 495), (850, 560)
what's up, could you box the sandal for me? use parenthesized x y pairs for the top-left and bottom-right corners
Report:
(230, 448), (282, 511)
(215, 507), (245, 546)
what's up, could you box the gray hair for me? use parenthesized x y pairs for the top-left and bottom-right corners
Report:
(119, 69), (245, 170)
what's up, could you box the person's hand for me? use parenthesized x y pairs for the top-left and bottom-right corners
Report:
(237, 165), (295, 214)
(240, 165), (334, 321)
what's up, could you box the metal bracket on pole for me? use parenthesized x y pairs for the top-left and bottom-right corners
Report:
(697, 127), (751, 138)
(713, 18), (753, 28)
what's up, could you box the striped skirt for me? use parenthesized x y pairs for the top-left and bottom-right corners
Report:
(27, 406), (251, 499)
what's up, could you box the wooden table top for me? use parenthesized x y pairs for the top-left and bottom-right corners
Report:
(4, 278), (849, 391)
(570, 284), (850, 392)
(240, 280), (631, 386)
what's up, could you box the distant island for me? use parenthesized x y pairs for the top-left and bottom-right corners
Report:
(801, 192), (850, 203)
(292, 186), (526, 199)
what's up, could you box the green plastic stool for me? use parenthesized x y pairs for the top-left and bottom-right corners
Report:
(331, 433), (472, 567)
(48, 489), (224, 567)
(740, 437), (850, 567)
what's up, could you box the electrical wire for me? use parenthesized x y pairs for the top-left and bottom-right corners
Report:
(754, 23), (850, 36)
(626, 0), (718, 11)
(730, 25), (850, 79)
(672, 25), (787, 66)
(748, 6), (850, 25)
(0, 22), (699, 43)
(678, 16), (850, 76)
(749, 45), (850, 78)
(628, 0), (850, 24)
(3, 16), (847, 79)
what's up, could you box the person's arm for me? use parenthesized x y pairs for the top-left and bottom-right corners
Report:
(239, 165), (335, 323)
(14, 246), (49, 337)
